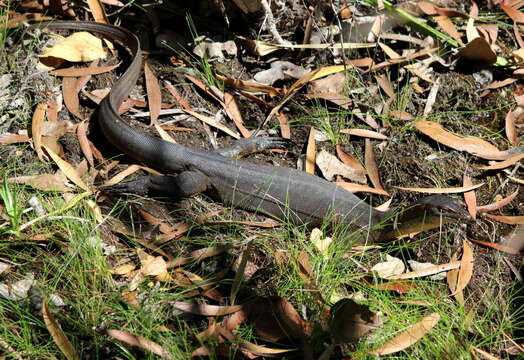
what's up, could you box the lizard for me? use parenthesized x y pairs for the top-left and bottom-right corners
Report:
(36, 21), (471, 242)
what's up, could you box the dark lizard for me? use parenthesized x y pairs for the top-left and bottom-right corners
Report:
(38, 22), (471, 242)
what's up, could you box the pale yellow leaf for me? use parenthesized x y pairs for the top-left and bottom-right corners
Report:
(40, 32), (106, 65)
(369, 313), (440, 355)
(42, 300), (79, 360)
(42, 145), (89, 191)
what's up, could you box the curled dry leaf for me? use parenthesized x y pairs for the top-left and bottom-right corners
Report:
(107, 329), (169, 358)
(141, 256), (168, 277)
(249, 296), (311, 342)
(330, 298), (382, 344)
(316, 149), (366, 182)
(62, 77), (82, 120)
(456, 37), (497, 68)
(103, 164), (142, 186)
(447, 253), (463, 304)
(336, 144), (366, 174)
(369, 313), (440, 355)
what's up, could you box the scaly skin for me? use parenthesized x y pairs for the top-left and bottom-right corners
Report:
(37, 22), (470, 242)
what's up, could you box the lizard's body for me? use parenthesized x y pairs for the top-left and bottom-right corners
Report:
(38, 22), (468, 241)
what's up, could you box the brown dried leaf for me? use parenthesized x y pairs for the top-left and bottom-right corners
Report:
(456, 37), (497, 67)
(0, 133), (30, 144)
(316, 149), (366, 182)
(414, 121), (509, 159)
(86, 0), (108, 23)
(185, 74), (224, 104)
(305, 127), (316, 174)
(477, 190), (519, 212)
(418, 1), (437, 15)
(375, 74), (395, 98)
(264, 67), (323, 126)
(453, 240), (474, 296)
(184, 109), (240, 139)
(103, 165), (151, 186)
(173, 301), (244, 316)
(43, 145), (89, 191)
(76, 121), (93, 167)
(216, 74), (281, 97)
(506, 109), (518, 145)
(106, 329), (169, 358)
(144, 60), (161, 125)
(393, 183), (484, 194)
(463, 174), (477, 219)
(341, 128), (388, 140)
(110, 264), (136, 275)
(8, 172), (70, 192)
(50, 63), (119, 77)
(501, 3), (524, 23)
(330, 298), (382, 343)
(478, 153), (524, 170)
(434, 15), (464, 45)
(369, 313), (440, 355)
(42, 300), (79, 360)
(277, 112), (291, 139)
(224, 93), (252, 137)
(365, 139), (385, 191)
(154, 123), (177, 143)
(484, 214), (524, 225)
(388, 261), (461, 280)
(250, 297), (311, 342)
(31, 102), (48, 161)
(470, 345), (501, 360)
(336, 181), (390, 196)
(62, 77), (82, 120)
(336, 144), (366, 173)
